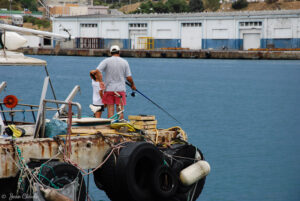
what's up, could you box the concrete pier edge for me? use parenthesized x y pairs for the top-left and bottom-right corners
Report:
(21, 48), (300, 60)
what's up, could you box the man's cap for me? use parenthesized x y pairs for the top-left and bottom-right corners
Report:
(110, 45), (120, 53)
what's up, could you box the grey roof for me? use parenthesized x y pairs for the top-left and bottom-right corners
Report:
(55, 9), (300, 19)
(109, 9), (124, 15)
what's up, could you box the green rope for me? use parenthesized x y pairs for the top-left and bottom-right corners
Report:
(109, 113), (120, 121)
(37, 174), (60, 189)
(14, 139), (30, 193)
(163, 160), (169, 167)
(39, 164), (56, 178)
(14, 140), (60, 190)
(37, 163), (64, 189)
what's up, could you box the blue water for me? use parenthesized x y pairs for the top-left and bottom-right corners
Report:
(1, 56), (300, 201)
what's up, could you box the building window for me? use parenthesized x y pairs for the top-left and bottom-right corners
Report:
(181, 22), (202, 27)
(239, 21), (262, 28)
(44, 38), (51, 46)
(80, 23), (98, 28)
(129, 23), (148, 29)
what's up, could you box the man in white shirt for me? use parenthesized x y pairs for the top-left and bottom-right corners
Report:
(94, 45), (136, 119)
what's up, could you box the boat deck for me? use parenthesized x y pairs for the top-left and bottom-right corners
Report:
(0, 121), (181, 178)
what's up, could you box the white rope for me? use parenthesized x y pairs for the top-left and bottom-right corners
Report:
(189, 180), (199, 201)
(77, 171), (84, 201)
(162, 152), (199, 162)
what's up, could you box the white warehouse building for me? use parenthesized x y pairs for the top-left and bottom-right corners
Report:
(52, 10), (300, 50)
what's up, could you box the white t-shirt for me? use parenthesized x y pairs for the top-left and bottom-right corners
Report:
(92, 80), (103, 105)
(97, 56), (132, 92)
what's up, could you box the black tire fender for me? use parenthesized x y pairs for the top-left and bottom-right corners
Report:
(93, 147), (118, 199)
(115, 141), (164, 201)
(163, 143), (206, 201)
(152, 165), (178, 198)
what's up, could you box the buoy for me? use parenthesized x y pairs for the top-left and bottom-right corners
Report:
(3, 95), (18, 108)
(1, 32), (27, 50)
(179, 160), (210, 186)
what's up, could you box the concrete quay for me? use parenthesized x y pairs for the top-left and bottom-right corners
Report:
(22, 48), (300, 60)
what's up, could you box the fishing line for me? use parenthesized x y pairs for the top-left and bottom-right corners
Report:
(126, 81), (182, 125)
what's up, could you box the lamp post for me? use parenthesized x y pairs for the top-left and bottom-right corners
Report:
(9, 0), (12, 19)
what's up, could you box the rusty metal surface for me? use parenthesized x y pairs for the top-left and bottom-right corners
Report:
(0, 128), (178, 178)
(0, 135), (110, 178)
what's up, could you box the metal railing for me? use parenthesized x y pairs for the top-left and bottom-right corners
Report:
(38, 99), (82, 138)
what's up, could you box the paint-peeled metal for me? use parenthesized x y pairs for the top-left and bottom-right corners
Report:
(0, 135), (110, 178)
(0, 130), (178, 178)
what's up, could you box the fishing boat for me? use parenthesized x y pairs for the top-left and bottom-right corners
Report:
(0, 24), (210, 201)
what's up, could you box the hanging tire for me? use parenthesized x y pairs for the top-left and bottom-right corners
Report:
(93, 147), (118, 199)
(94, 141), (164, 201)
(38, 161), (86, 201)
(116, 141), (164, 201)
(163, 144), (206, 201)
(151, 166), (178, 199)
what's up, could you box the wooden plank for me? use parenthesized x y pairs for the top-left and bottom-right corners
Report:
(130, 120), (157, 126)
(71, 125), (117, 134)
(128, 115), (155, 121)
(133, 124), (157, 130)
(71, 128), (118, 134)
(60, 117), (112, 125)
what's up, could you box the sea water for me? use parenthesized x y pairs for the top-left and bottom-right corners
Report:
(0, 56), (300, 201)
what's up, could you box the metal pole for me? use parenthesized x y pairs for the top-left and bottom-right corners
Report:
(3, 30), (6, 57)
(0, 104), (7, 124)
(44, 65), (60, 115)
(43, 99), (82, 119)
(41, 100), (46, 138)
(30, 106), (36, 122)
(9, 0), (12, 20)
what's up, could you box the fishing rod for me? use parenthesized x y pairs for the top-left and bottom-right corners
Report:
(126, 81), (182, 124)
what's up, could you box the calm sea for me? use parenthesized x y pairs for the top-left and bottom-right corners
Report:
(1, 56), (300, 201)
